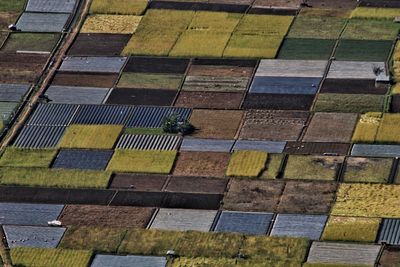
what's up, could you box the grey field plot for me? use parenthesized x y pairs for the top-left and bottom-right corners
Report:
(150, 208), (218, 232)
(233, 140), (286, 153)
(16, 12), (70, 32)
(71, 104), (134, 125)
(0, 203), (63, 226)
(126, 106), (192, 128)
(214, 211), (273, 235)
(45, 86), (110, 104)
(180, 138), (234, 152)
(116, 134), (181, 150)
(59, 57), (127, 73)
(3, 225), (66, 248)
(249, 77), (321, 95)
(26, 103), (79, 127)
(0, 84), (30, 102)
(182, 76), (249, 92)
(13, 125), (66, 148)
(306, 242), (381, 266)
(26, 0), (77, 13)
(0, 102), (18, 122)
(378, 219), (400, 245)
(327, 61), (387, 80)
(351, 144), (400, 157)
(91, 255), (167, 267)
(255, 60), (328, 78)
(52, 149), (113, 170)
(270, 214), (327, 240)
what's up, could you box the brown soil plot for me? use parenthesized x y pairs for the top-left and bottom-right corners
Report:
(109, 173), (168, 191)
(243, 93), (315, 111)
(175, 91), (244, 110)
(379, 246), (400, 267)
(51, 72), (119, 88)
(68, 33), (131, 56)
(165, 176), (228, 194)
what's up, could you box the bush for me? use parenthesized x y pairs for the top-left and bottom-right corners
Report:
(162, 113), (194, 135)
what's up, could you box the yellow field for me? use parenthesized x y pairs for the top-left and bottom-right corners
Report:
(81, 14), (142, 34)
(226, 150), (268, 177)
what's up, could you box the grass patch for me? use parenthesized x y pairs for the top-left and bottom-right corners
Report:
(332, 183), (400, 217)
(278, 38), (335, 60)
(352, 112), (382, 143)
(124, 127), (171, 135)
(393, 42), (400, 81)
(261, 154), (284, 179)
(107, 149), (176, 173)
(89, 0), (147, 15)
(303, 263), (371, 267)
(0, 148), (57, 167)
(10, 247), (92, 267)
(299, 8), (351, 18)
(188, 11), (241, 33)
(226, 150), (268, 178)
(321, 216), (380, 242)
(81, 14), (142, 34)
(0, 0), (25, 12)
(172, 257), (236, 267)
(234, 14), (293, 36)
(288, 16), (346, 39)
(351, 7), (400, 20)
(314, 94), (385, 113)
(375, 113), (400, 143)
(2, 33), (60, 52)
(0, 167), (111, 188)
(335, 39), (393, 61)
(59, 124), (123, 149)
(117, 73), (183, 89)
(283, 155), (342, 181)
(342, 19), (400, 40)
(59, 226), (127, 253)
(343, 157), (392, 183)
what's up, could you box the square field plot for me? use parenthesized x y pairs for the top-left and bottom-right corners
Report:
(52, 149), (113, 170)
(255, 60), (328, 78)
(342, 157), (392, 183)
(0, 84), (29, 102)
(59, 205), (154, 227)
(117, 73), (183, 90)
(287, 16), (346, 39)
(26, 0), (76, 13)
(173, 151), (230, 177)
(105, 88), (177, 106)
(91, 255), (167, 267)
(150, 208), (217, 231)
(189, 109), (243, 139)
(0, 148), (56, 168)
(165, 176), (228, 194)
(60, 56), (127, 73)
(81, 15), (141, 34)
(239, 110), (309, 141)
(45, 86), (110, 105)
(379, 247), (400, 267)
(278, 181), (337, 214)
(90, 0), (147, 15)
(52, 72), (118, 88)
(278, 38), (335, 60)
(335, 39), (393, 61)
(342, 19), (400, 40)
(226, 150), (268, 178)
(0, 203), (63, 226)
(107, 150), (176, 174)
(2, 33), (60, 53)
(313, 93), (385, 113)
(303, 112), (358, 143)
(59, 125), (123, 149)
(4, 225), (65, 248)
(214, 211), (273, 235)
(16, 12), (70, 32)
(68, 33), (130, 56)
(110, 173), (167, 191)
(175, 91), (244, 109)
(223, 179), (285, 212)
(271, 214), (327, 240)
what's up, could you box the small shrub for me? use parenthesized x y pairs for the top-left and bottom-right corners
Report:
(162, 113), (194, 135)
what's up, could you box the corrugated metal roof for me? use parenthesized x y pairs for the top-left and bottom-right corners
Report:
(26, 0), (77, 13)
(60, 56), (127, 73)
(4, 225), (66, 248)
(233, 140), (286, 153)
(0, 84), (30, 102)
(378, 219), (400, 245)
(45, 86), (110, 104)
(214, 211), (273, 235)
(256, 60), (328, 78)
(26, 103), (79, 126)
(327, 61), (386, 80)
(13, 125), (66, 148)
(0, 203), (64, 226)
(249, 76), (320, 95)
(351, 144), (400, 157)
(116, 134), (181, 150)
(180, 138), (234, 152)
(91, 255), (167, 267)
(52, 149), (114, 170)
(71, 104), (134, 125)
(16, 12), (70, 32)
(126, 106), (192, 128)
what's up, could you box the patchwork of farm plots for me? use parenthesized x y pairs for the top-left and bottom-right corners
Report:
(0, 0), (400, 266)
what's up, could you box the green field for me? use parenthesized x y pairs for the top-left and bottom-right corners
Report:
(89, 0), (147, 15)
(2, 33), (60, 52)
(314, 94), (385, 113)
(0, 0), (25, 12)
(334, 39), (393, 61)
(261, 154), (284, 179)
(343, 157), (392, 183)
(172, 257), (236, 267)
(117, 73), (183, 89)
(287, 16), (346, 39)
(0, 148), (57, 167)
(342, 19), (400, 40)
(278, 38), (335, 60)
(226, 150), (268, 178)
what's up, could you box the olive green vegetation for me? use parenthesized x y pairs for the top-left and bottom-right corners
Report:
(89, 0), (147, 15)
(278, 38), (335, 60)
(59, 226), (127, 253)
(343, 157), (392, 183)
(2, 33), (60, 52)
(261, 154), (284, 179)
(351, 7), (400, 20)
(172, 257), (236, 267)
(226, 150), (268, 178)
(375, 113), (400, 143)
(334, 39), (393, 61)
(299, 8), (351, 18)
(107, 149), (177, 173)
(303, 263), (371, 267)
(0, 102), (18, 122)
(0, 148), (57, 167)
(81, 14), (142, 34)
(321, 216), (380, 242)
(233, 15), (293, 36)
(0, 0), (26, 12)
(0, 167), (111, 188)
(123, 127), (170, 135)
(0, 12), (19, 29)
(10, 247), (92, 267)
(287, 16), (346, 39)
(283, 155), (342, 181)
(117, 73), (183, 89)
(188, 11), (242, 32)
(314, 94), (385, 113)
(59, 124), (123, 149)
(341, 19), (400, 40)
(351, 112), (382, 143)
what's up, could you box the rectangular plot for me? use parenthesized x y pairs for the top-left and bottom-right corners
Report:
(307, 242), (381, 266)
(16, 12), (70, 32)
(314, 93), (385, 113)
(255, 59), (328, 78)
(68, 33), (131, 56)
(52, 72), (118, 88)
(0, 101), (18, 121)
(26, 0), (77, 13)
(243, 93), (315, 110)
(0, 84), (30, 102)
(175, 91), (244, 109)
(27, 103), (79, 126)
(327, 61), (386, 79)
(60, 56), (127, 73)
(123, 57), (190, 74)
(351, 144), (400, 157)
(284, 142), (350, 155)
(180, 138), (234, 152)
(360, 0), (400, 7)
(188, 65), (254, 78)
(0, 203), (63, 226)
(321, 78), (389, 95)
(233, 140), (286, 153)
(71, 104), (134, 125)
(45, 86), (110, 104)
(379, 246), (400, 267)
(335, 39), (393, 62)
(105, 88), (177, 106)
(52, 149), (113, 170)
(182, 76), (249, 92)
(249, 76), (320, 94)
(126, 106), (191, 128)
(150, 208), (217, 231)
(165, 176), (227, 194)
(109, 173), (167, 191)
(91, 255), (167, 267)
(13, 125), (66, 148)
(271, 214), (327, 240)
(116, 134), (181, 150)
(214, 211), (273, 235)
(278, 38), (335, 60)
(4, 226), (66, 248)
(378, 219), (400, 245)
